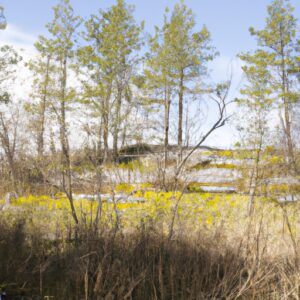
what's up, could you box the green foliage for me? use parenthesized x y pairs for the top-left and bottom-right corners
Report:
(186, 182), (204, 193)
(238, 0), (299, 171)
(80, 0), (143, 78)
(191, 161), (237, 170)
(143, 0), (217, 128)
(164, 1), (217, 77)
(76, 0), (144, 157)
(46, 0), (81, 60)
(39, 0), (81, 107)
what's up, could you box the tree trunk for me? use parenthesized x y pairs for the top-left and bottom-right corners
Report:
(178, 68), (184, 148)
(283, 100), (296, 173)
(248, 145), (262, 216)
(96, 121), (102, 162)
(164, 87), (171, 169)
(102, 80), (112, 164)
(280, 29), (297, 174)
(185, 103), (189, 147)
(37, 55), (51, 159)
(59, 55), (78, 224)
(0, 113), (18, 193)
(113, 84), (122, 161)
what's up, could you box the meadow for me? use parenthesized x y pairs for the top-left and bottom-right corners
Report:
(1, 189), (300, 299)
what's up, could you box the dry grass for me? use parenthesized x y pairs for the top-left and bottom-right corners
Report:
(1, 193), (300, 299)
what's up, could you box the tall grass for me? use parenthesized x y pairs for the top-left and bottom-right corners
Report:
(1, 202), (300, 300)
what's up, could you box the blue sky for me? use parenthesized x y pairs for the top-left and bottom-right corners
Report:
(0, 0), (299, 147)
(2, 0), (299, 57)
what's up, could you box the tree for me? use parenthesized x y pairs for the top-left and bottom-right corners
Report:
(237, 51), (273, 215)
(0, 46), (22, 193)
(78, 0), (143, 162)
(168, 81), (232, 239)
(144, 15), (175, 169)
(246, 0), (299, 174)
(144, 1), (216, 170)
(164, 1), (216, 148)
(26, 38), (55, 159)
(39, 0), (81, 223)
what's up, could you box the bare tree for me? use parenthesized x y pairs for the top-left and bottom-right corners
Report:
(168, 81), (232, 240)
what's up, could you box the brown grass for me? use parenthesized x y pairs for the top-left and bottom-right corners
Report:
(1, 211), (300, 300)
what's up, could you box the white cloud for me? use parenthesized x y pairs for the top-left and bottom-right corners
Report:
(0, 23), (37, 51)
(0, 24), (38, 100)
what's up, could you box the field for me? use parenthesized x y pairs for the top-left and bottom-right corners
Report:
(1, 190), (300, 299)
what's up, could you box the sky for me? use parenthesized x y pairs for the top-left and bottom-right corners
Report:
(2, 0), (299, 55)
(0, 0), (299, 148)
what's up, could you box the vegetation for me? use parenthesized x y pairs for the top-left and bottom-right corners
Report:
(1, 0), (300, 298)
(1, 192), (300, 298)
